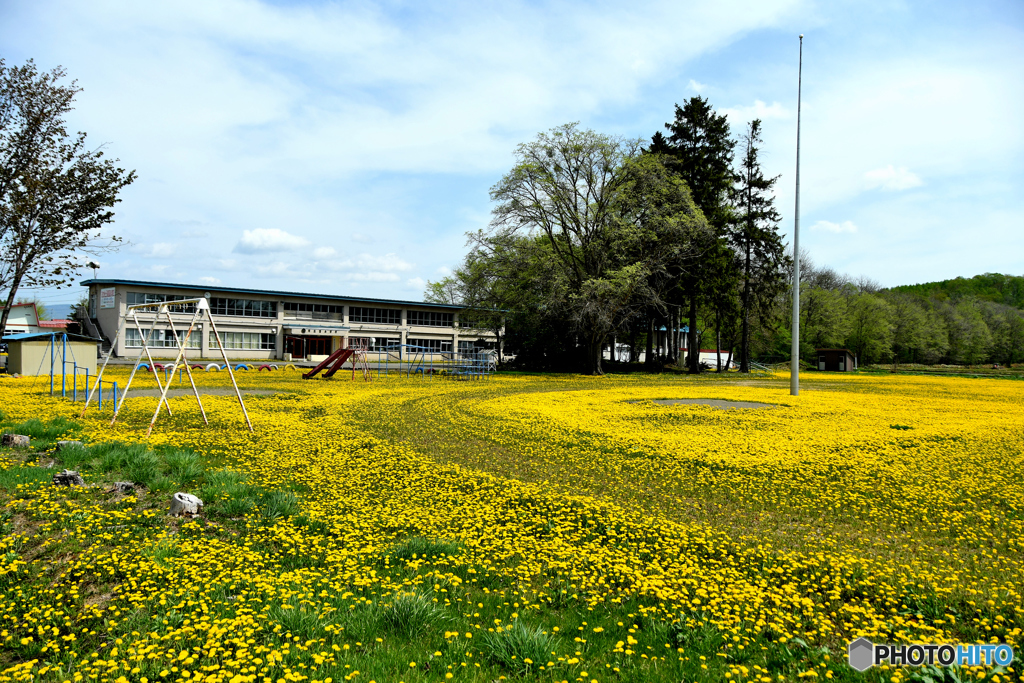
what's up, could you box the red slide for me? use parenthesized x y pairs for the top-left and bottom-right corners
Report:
(302, 348), (354, 379)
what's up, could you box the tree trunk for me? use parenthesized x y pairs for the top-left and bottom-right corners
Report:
(645, 314), (654, 369)
(687, 288), (699, 374)
(629, 327), (638, 363)
(585, 336), (604, 375)
(0, 265), (31, 341)
(717, 325), (723, 372)
(740, 241), (752, 373)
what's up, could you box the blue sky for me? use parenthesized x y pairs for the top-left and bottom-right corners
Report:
(2, 0), (1022, 311)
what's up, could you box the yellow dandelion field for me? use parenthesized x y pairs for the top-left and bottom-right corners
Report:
(0, 368), (1021, 683)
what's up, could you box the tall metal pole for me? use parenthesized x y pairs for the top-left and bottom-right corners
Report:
(791, 34), (803, 396)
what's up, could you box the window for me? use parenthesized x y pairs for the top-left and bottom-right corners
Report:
(349, 307), (401, 325)
(210, 332), (277, 350)
(408, 338), (452, 353)
(407, 310), (454, 327)
(125, 328), (200, 348)
(210, 298), (277, 318)
(283, 302), (343, 320)
(459, 339), (496, 352)
(127, 292), (196, 313)
(349, 336), (399, 351)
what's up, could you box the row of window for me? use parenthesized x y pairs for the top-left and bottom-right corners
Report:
(124, 328), (201, 348)
(210, 298), (277, 318)
(407, 311), (454, 327)
(348, 307), (402, 325)
(407, 338), (453, 352)
(348, 336), (399, 352)
(211, 332), (277, 350)
(126, 293), (197, 313)
(124, 329), (276, 350)
(123, 292), (464, 327)
(283, 302), (343, 313)
(125, 292), (456, 324)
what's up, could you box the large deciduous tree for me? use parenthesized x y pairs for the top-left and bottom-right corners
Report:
(0, 59), (135, 335)
(452, 123), (707, 374)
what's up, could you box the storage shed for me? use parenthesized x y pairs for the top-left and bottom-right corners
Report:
(1, 333), (100, 376)
(815, 348), (856, 372)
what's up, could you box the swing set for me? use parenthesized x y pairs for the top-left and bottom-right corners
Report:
(81, 297), (253, 437)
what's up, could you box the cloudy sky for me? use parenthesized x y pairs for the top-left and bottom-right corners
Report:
(3, 0), (1022, 311)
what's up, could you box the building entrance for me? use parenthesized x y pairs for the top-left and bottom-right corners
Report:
(286, 335), (332, 358)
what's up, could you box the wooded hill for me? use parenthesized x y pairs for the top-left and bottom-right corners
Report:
(887, 273), (1024, 310)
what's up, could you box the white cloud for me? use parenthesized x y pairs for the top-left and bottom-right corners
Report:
(407, 277), (426, 290)
(234, 228), (311, 254)
(810, 220), (858, 234)
(312, 246), (338, 259)
(688, 78), (707, 93)
(198, 276), (221, 285)
(864, 165), (924, 191)
(721, 99), (790, 124)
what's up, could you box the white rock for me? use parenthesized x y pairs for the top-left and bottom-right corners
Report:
(2, 434), (30, 448)
(169, 492), (204, 516)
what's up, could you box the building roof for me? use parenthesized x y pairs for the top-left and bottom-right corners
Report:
(38, 320), (72, 328)
(2, 332), (101, 343)
(81, 278), (465, 310)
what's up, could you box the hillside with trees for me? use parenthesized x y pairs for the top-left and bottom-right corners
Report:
(888, 273), (1024, 309)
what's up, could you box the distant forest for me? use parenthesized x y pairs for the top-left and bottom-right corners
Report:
(888, 273), (1024, 309)
(765, 265), (1024, 369)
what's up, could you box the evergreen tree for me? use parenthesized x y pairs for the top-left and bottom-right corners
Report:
(731, 119), (788, 372)
(652, 97), (736, 373)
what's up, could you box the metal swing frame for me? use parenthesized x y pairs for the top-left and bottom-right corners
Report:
(81, 297), (253, 436)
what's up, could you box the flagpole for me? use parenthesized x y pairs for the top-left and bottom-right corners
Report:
(791, 34), (803, 397)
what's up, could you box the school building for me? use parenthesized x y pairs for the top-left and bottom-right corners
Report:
(79, 279), (498, 362)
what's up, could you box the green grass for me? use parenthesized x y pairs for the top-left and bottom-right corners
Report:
(479, 620), (557, 676)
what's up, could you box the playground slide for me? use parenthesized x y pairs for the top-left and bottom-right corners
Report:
(302, 348), (354, 379)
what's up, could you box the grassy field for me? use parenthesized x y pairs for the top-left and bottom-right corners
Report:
(0, 368), (1021, 683)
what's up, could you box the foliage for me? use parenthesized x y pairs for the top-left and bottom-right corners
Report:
(730, 119), (789, 372)
(0, 58), (135, 337)
(450, 124), (708, 374)
(651, 96), (737, 373)
(889, 272), (1024, 308)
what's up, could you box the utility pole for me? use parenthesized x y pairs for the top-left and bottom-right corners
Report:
(791, 34), (803, 397)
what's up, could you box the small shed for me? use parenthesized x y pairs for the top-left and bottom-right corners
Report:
(815, 348), (856, 372)
(1, 332), (100, 376)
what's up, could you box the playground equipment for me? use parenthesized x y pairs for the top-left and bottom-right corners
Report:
(364, 343), (496, 380)
(303, 340), (371, 380)
(82, 297), (253, 436)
